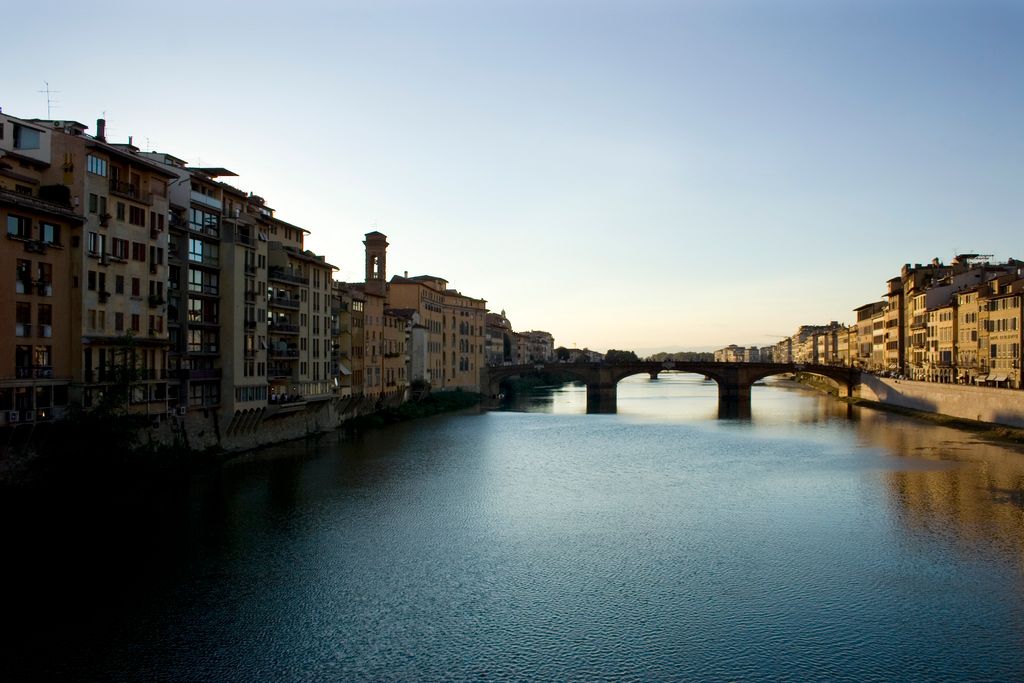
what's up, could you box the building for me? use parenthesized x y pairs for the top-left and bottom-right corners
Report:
(389, 269), (486, 392)
(852, 302), (886, 370)
(40, 118), (177, 414)
(486, 311), (515, 365)
(521, 331), (555, 363)
(0, 113), (85, 423)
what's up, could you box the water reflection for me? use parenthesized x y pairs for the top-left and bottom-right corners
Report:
(851, 408), (1024, 569)
(504, 375), (1024, 571)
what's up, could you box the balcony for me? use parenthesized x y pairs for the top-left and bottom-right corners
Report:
(186, 344), (220, 355)
(245, 264), (257, 275)
(178, 368), (222, 380)
(268, 267), (309, 285)
(188, 254), (220, 268)
(187, 283), (219, 296)
(148, 294), (166, 308)
(269, 322), (299, 334)
(110, 178), (151, 205)
(244, 291), (258, 302)
(268, 365), (293, 379)
(15, 365), (54, 379)
(137, 368), (169, 380)
(190, 190), (222, 211)
(269, 348), (300, 359)
(269, 296), (300, 310)
(244, 319), (257, 330)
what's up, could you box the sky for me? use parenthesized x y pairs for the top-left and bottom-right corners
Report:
(3, 0), (1022, 353)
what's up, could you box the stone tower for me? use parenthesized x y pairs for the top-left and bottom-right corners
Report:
(363, 231), (388, 297)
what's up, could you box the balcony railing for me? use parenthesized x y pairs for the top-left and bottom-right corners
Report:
(244, 291), (258, 302)
(110, 178), (152, 204)
(269, 296), (300, 310)
(268, 365), (293, 379)
(15, 365), (54, 379)
(269, 348), (300, 358)
(190, 190), (222, 211)
(187, 283), (219, 296)
(188, 254), (220, 268)
(269, 322), (299, 334)
(178, 368), (222, 380)
(268, 267), (309, 285)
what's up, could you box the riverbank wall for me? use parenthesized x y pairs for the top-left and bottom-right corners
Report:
(854, 375), (1024, 429)
(148, 393), (406, 453)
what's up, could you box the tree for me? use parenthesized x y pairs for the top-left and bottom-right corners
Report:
(555, 346), (572, 362)
(604, 349), (639, 363)
(99, 334), (144, 413)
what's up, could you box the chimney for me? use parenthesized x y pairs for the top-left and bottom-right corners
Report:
(96, 118), (106, 142)
(128, 135), (133, 147)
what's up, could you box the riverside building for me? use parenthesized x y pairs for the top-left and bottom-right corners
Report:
(0, 113), (84, 423)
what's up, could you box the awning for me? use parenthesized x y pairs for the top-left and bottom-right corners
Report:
(974, 374), (989, 382)
(338, 363), (352, 376)
(990, 373), (1008, 382)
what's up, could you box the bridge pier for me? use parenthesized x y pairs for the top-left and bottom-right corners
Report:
(716, 367), (752, 419)
(586, 383), (617, 414)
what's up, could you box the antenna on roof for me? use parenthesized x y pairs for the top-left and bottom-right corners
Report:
(38, 81), (59, 118)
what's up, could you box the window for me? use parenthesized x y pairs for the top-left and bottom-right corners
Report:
(132, 242), (146, 261)
(16, 303), (31, 337)
(36, 263), (51, 295)
(111, 238), (129, 260)
(87, 271), (97, 291)
(115, 312), (124, 331)
(131, 314), (140, 332)
(187, 268), (218, 295)
(40, 222), (60, 245)
(38, 304), (52, 338)
(116, 202), (125, 221)
(89, 194), (99, 213)
(16, 260), (32, 294)
(7, 214), (30, 239)
(27, 347), (50, 374)
(132, 277), (140, 297)
(189, 208), (219, 237)
(188, 238), (217, 265)
(87, 232), (105, 255)
(115, 275), (124, 294)
(13, 124), (41, 150)
(129, 206), (145, 227)
(86, 154), (108, 176)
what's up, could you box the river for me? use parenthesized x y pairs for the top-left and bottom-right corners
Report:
(4, 375), (1024, 681)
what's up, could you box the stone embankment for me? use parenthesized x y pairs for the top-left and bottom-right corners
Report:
(854, 375), (1024, 429)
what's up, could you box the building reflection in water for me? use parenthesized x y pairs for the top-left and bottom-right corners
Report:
(846, 405), (1024, 568)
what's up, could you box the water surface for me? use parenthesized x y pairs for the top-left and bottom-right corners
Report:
(5, 375), (1024, 681)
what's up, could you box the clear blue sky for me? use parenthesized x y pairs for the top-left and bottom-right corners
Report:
(3, 0), (1021, 352)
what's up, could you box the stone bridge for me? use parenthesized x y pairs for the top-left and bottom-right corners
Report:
(483, 361), (859, 416)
